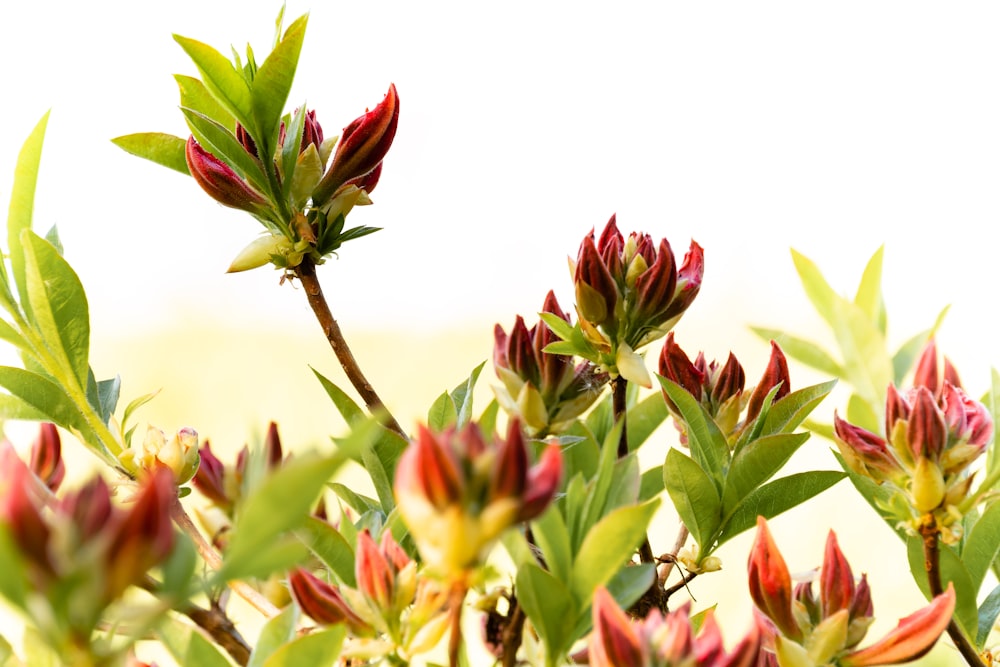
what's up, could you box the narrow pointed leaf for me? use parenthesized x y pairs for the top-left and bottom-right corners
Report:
(251, 14), (307, 150)
(450, 361), (485, 428)
(977, 585), (1000, 649)
(175, 74), (236, 132)
(249, 605), (298, 667)
(905, 536), (978, 638)
(625, 392), (668, 452)
(111, 132), (189, 174)
(311, 367), (364, 426)
(517, 562), (576, 660)
(174, 35), (253, 126)
(761, 380), (837, 436)
(261, 627), (345, 667)
(8, 112), (50, 311)
(0, 367), (86, 433)
(531, 506), (572, 583)
(157, 615), (233, 667)
(750, 327), (844, 378)
(570, 499), (660, 605)
(791, 249), (840, 328)
(960, 501), (1000, 593)
(22, 230), (90, 388)
(891, 307), (949, 385)
(658, 378), (729, 485)
(854, 246), (886, 333)
(716, 471), (846, 547)
(722, 432), (810, 513)
(664, 448), (721, 549)
(297, 516), (356, 586)
(181, 108), (268, 191)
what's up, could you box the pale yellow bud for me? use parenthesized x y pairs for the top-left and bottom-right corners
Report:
(911, 456), (946, 513)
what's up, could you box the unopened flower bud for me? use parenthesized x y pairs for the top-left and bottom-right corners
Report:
(29, 423), (64, 492)
(911, 456), (946, 513)
(185, 137), (269, 214)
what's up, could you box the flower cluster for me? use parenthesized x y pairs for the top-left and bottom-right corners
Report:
(393, 419), (562, 577)
(833, 340), (993, 539)
(493, 290), (608, 436)
(588, 586), (760, 667)
(658, 334), (791, 443)
(748, 517), (954, 666)
(0, 437), (176, 644)
(289, 529), (450, 661)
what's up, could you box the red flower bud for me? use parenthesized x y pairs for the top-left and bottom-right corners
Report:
(574, 235), (619, 327)
(313, 84), (399, 205)
(907, 387), (948, 461)
(820, 531), (855, 619)
(192, 442), (230, 509)
(745, 342), (790, 423)
(289, 567), (370, 633)
(912, 339), (940, 395)
(29, 423), (64, 492)
(185, 137), (269, 213)
(747, 517), (801, 641)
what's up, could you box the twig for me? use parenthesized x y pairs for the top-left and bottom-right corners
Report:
(292, 257), (406, 439)
(658, 524), (690, 586)
(921, 521), (986, 667)
(612, 377), (629, 458)
(168, 494), (281, 618)
(663, 571), (698, 599)
(500, 592), (526, 667)
(447, 580), (468, 667)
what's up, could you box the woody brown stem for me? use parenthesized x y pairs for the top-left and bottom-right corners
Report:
(293, 257), (406, 439)
(500, 592), (526, 667)
(447, 581), (468, 667)
(921, 522), (986, 667)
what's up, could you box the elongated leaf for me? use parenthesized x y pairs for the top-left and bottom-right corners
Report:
(174, 35), (253, 126)
(451, 361), (485, 428)
(222, 453), (340, 580)
(853, 246), (886, 333)
(280, 105), (306, 196)
(0, 367), (86, 433)
(716, 471), (846, 547)
(570, 499), (659, 605)
(176, 74), (236, 131)
(639, 464), (664, 501)
(761, 380), (837, 436)
(578, 423), (623, 545)
(94, 375), (121, 424)
(846, 392), (880, 435)
(977, 585), (1000, 649)
(988, 369), (1000, 482)
(297, 516), (356, 586)
(249, 605), (298, 667)
(0, 528), (27, 610)
(961, 501), (1000, 593)
(22, 628), (58, 667)
(532, 506), (572, 583)
(516, 562), (576, 659)
(427, 390), (457, 431)
(312, 368), (364, 426)
(722, 432), (810, 513)
(658, 379), (728, 486)
(906, 536), (978, 638)
(329, 482), (380, 516)
(0, 394), (48, 422)
(625, 392), (668, 453)
(22, 231), (90, 388)
(750, 327), (844, 378)
(251, 14), (307, 152)
(664, 448), (720, 549)
(362, 441), (395, 512)
(0, 320), (29, 355)
(8, 112), (50, 311)
(262, 627), (344, 667)
(791, 249), (840, 328)
(111, 132), (189, 174)
(157, 615), (233, 667)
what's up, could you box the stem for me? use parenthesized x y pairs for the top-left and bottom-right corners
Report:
(292, 257), (406, 439)
(658, 524), (690, 587)
(168, 494), (281, 618)
(612, 377), (629, 458)
(447, 581), (467, 667)
(663, 571), (698, 599)
(921, 522), (986, 667)
(500, 593), (526, 667)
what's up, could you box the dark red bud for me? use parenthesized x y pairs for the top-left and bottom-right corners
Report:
(29, 423), (64, 492)
(185, 137), (268, 213)
(745, 342), (790, 423)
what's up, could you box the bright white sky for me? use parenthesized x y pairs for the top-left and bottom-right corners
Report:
(2, 1), (1000, 375)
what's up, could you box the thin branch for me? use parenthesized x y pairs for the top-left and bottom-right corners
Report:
(658, 524), (690, 587)
(447, 581), (468, 667)
(663, 571), (699, 599)
(612, 377), (629, 458)
(292, 257), (406, 439)
(921, 522), (986, 667)
(168, 494), (281, 618)
(500, 592), (526, 667)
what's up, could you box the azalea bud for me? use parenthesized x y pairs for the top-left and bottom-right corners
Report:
(745, 341), (790, 424)
(907, 387), (947, 461)
(313, 84), (399, 206)
(185, 137), (269, 214)
(192, 442), (231, 510)
(748, 517), (802, 641)
(121, 425), (200, 484)
(0, 445), (53, 579)
(820, 531), (855, 619)
(29, 423), (64, 492)
(574, 234), (619, 328)
(911, 456), (946, 513)
(289, 568), (371, 635)
(589, 587), (645, 667)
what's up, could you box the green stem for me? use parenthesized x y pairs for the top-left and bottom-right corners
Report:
(921, 522), (986, 667)
(293, 257), (406, 439)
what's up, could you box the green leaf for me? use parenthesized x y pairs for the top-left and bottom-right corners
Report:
(312, 368), (364, 427)
(516, 562), (576, 660)
(577, 424), (624, 547)
(174, 35), (253, 127)
(761, 380), (837, 436)
(790, 249), (840, 328)
(625, 392), (668, 453)
(0, 394), (48, 422)
(663, 448), (721, 549)
(450, 361), (485, 428)
(329, 482), (381, 516)
(639, 465), (664, 501)
(221, 453), (340, 580)
(977, 585), (1000, 649)
(906, 536), (978, 638)
(22, 628), (58, 667)
(297, 516), (356, 586)
(427, 390), (457, 431)
(262, 627), (345, 667)
(362, 441), (396, 513)
(0, 367), (87, 433)
(961, 501), (1000, 593)
(251, 14), (308, 154)
(249, 605), (298, 667)
(853, 246), (886, 333)
(988, 368), (1000, 483)
(531, 506), (572, 583)
(722, 432), (810, 513)
(160, 533), (197, 598)
(8, 112), (50, 311)
(176, 74), (236, 131)
(845, 392), (880, 435)
(750, 327), (844, 378)
(111, 132), (189, 174)
(716, 471), (846, 547)
(658, 378), (728, 486)
(22, 230), (90, 388)
(0, 320), (29, 355)
(570, 499), (660, 605)
(280, 105), (306, 197)
(95, 375), (121, 424)
(157, 615), (234, 667)
(0, 527), (27, 610)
